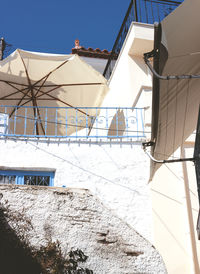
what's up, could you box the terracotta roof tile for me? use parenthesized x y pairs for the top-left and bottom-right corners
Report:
(71, 39), (117, 60)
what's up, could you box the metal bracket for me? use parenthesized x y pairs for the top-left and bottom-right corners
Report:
(142, 141), (155, 149)
(144, 49), (200, 80)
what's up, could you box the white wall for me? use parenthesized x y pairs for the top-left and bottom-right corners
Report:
(0, 138), (152, 242)
(100, 21), (200, 273)
(102, 22), (154, 109)
(0, 23), (155, 244)
(150, 142), (200, 274)
(81, 56), (108, 74)
(2, 21), (199, 272)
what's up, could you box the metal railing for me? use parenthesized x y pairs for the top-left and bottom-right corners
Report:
(0, 106), (146, 140)
(103, 0), (183, 79)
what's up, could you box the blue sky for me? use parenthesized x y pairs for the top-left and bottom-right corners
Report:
(2, 0), (131, 55)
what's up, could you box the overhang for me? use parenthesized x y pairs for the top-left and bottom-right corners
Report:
(150, 0), (200, 178)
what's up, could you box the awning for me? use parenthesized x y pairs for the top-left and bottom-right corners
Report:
(150, 0), (200, 178)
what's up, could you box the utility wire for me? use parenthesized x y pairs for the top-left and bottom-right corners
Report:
(164, 163), (198, 200)
(27, 141), (141, 194)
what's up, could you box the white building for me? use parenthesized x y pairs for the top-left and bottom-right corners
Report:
(1, 0), (200, 273)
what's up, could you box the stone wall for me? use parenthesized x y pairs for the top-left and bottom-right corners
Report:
(0, 185), (166, 274)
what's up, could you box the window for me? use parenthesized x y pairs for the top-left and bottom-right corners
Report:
(0, 170), (54, 186)
(0, 175), (16, 184)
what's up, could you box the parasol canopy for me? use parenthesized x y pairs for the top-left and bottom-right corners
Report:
(0, 49), (108, 137)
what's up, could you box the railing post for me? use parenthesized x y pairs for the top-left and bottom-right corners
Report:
(14, 107), (17, 135)
(133, 0), (138, 22)
(75, 109), (77, 138)
(96, 108), (98, 139)
(126, 108), (128, 138)
(86, 108), (88, 136)
(45, 108), (48, 136)
(65, 108), (68, 137)
(135, 108), (137, 139)
(24, 107), (27, 135)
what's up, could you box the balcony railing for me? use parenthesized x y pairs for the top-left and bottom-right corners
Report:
(103, 0), (183, 79)
(0, 106), (146, 140)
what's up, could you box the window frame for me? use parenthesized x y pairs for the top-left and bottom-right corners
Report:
(0, 170), (54, 186)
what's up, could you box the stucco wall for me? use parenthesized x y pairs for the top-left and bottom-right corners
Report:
(102, 23), (153, 109)
(0, 185), (166, 274)
(151, 144), (200, 274)
(0, 137), (152, 242)
(81, 56), (108, 74)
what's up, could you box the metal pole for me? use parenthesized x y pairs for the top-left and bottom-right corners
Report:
(133, 0), (138, 22)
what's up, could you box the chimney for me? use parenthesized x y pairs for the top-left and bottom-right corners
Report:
(0, 37), (6, 61)
(75, 39), (81, 49)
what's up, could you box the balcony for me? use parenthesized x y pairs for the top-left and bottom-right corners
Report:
(0, 106), (146, 140)
(103, 0), (183, 79)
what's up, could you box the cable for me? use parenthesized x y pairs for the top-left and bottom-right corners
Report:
(164, 163), (198, 200)
(144, 50), (200, 80)
(144, 148), (195, 163)
(27, 142), (141, 194)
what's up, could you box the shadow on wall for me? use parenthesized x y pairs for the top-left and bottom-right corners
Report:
(108, 109), (126, 137)
(0, 201), (93, 274)
(0, 203), (42, 274)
